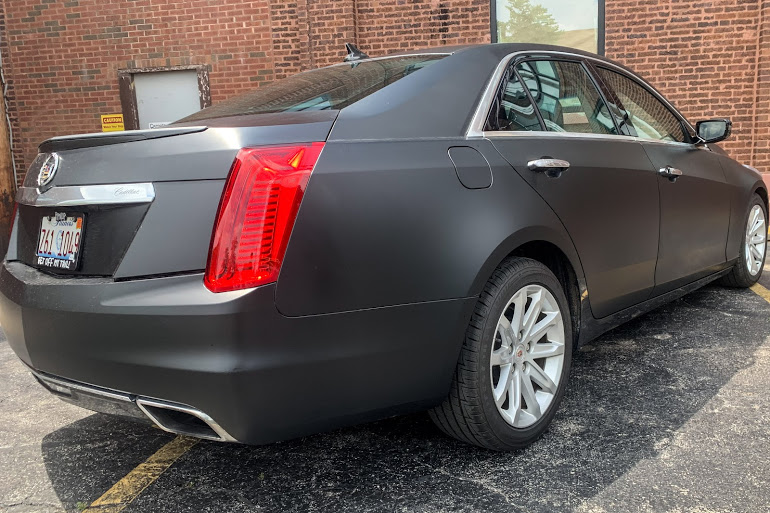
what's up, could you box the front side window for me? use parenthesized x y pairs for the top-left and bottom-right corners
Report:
(494, 0), (603, 54)
(178, 55), (445, 122)
(516, 60), (616, 135)
(596, 68), (687, 143)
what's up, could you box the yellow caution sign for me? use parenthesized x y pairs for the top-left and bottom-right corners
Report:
(101, 114), (125, 132)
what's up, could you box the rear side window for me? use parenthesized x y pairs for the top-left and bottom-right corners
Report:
(486, 72), (542, 131)
(516, 60), (616, 135)
(179, 55), (445, 122)
(597, 67), (687, 143)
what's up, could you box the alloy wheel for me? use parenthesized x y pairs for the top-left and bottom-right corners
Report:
(745, 204), (766, 276)
(490, 284), (565, 428)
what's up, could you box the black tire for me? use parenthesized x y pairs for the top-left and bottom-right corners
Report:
(719, 194), (767, 288)
(429, 257), (572, 451)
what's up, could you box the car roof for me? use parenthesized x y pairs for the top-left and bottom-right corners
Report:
(327, 43), (641, 141)
(358, 43), (634, 78)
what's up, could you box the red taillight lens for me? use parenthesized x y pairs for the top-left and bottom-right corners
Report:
(204, 142), (324, 293)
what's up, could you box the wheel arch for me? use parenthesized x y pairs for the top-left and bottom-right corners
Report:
(753, 182), (768, 214)
(469, 227), (588, 346)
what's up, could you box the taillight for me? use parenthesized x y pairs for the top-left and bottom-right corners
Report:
(204, 142), (324, 293)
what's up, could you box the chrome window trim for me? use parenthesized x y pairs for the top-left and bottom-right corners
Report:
(467, 50), (697, 146)
(481, 130), (702, 149)
(482, 130), (634, 141)
(16, 182), (156, 207)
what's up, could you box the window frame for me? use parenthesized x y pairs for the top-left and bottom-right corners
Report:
(468, 50), (698, 146)
(490, 0), (606, 55)
(590, 65), (695, 145)
(486, 56), (622, 136)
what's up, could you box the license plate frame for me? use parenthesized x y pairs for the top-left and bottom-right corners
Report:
(35, 212), (86, 272)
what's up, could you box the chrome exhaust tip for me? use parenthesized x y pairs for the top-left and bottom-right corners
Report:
(136, 398), (237, 442)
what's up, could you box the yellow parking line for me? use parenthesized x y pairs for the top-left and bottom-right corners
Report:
(750, 282), (770, 304)
(84, 436), (198, 513)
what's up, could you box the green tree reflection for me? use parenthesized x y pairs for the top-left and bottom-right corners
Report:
(497, 0), (563, 44)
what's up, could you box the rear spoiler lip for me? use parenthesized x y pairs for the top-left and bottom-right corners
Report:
(38, 126), (207, 153)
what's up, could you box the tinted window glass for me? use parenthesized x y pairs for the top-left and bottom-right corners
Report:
(179, 56), (445, 122)
(597, 68), (686, 143)
(516, 60), (616, 135)
(486, 72), (542, 131)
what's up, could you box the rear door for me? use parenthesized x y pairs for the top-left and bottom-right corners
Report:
(595, 67), (730, 294)
(485, 57), (660, 318)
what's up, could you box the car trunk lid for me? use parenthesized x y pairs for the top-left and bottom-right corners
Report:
(11, 111), (337, 278)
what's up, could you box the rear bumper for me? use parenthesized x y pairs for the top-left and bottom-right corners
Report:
(31, 367), (236, 441)
(0, 261), (475, 444)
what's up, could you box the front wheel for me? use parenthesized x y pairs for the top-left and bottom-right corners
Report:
(430, 257), (572, 451)
(720, 194), (767, 288)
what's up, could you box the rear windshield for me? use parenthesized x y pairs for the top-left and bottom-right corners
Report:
(179, 55), (446, 122)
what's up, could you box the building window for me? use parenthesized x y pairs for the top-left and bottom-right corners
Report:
(492, 0), (604, 54)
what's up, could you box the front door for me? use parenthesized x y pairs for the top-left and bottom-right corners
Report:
(645, 143), (730, 292)
(594, 67), (730, 294)
(485, 58), (660, 318)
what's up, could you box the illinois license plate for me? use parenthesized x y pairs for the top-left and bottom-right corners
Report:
(36, 212), (85, 271)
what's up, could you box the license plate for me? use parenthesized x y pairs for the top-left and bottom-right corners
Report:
(35, 212), (85, 271)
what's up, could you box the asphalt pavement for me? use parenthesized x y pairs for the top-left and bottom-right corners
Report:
(2, 266), (770, 513)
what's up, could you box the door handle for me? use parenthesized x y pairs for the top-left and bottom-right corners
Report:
(659, 166), (683, 182)
(528, 158), (570, 178)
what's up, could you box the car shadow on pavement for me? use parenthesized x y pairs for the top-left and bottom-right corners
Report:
(41, 285), (770, 513)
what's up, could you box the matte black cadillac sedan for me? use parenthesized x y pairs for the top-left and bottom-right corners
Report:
(1, 44), (766, 451)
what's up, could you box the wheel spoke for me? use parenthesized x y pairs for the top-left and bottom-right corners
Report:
(751, 234), (765, 245)
(751, 218), (765, 237)
(751, 243), (763, 261)
(528, 361), (557, 394)
(749, 208), (760, 235)
(510, 289), (527, 339)
(521, 289), (543, 341)
(497, 316), (515, 348)
(529, 341), (565, 359)
(523, 310), (560, 345)
(520, 371), (541, 419)
(493, 364), (512, 407)
(490, 348), (508, 366)
(508, 367), (522, 424)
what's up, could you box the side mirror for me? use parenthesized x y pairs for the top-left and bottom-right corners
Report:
(696, 118), (732, 144)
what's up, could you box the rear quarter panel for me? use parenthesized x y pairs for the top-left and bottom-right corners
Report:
(276, 138), (585, 316)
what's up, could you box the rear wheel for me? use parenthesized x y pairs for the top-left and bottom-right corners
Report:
(720, 194), (767, 288)
(430, 257), (572, 451)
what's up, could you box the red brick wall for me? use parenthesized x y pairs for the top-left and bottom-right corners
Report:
(357, 0), (490, 52)
(1, 0), (769, 185)
(754, 1), (770, 172)
(605, 0), (764, 167)
(2, 0), (277, 184)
